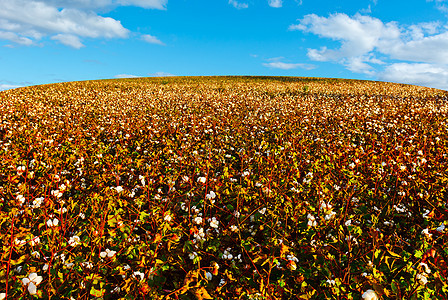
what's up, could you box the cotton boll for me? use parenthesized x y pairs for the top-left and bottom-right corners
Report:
(206, 272), (212, 280)
(28, 282), (37, 295)
(362, 289), (378, 300)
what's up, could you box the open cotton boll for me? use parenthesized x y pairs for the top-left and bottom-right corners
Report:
(28, 282), (37, 295)
(22, 273), (43, 295)
(362, 289), (378, 300)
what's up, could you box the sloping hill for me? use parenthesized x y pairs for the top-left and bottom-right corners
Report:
(1, 77), (447, 299)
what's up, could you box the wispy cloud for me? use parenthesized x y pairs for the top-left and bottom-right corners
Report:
(268, 0), (283, 8)
(114, 74), (140, 78)
(150, 72), (176, 77)
(51, 34), (85, 49)
(229, 0), (248, 9)
(426, 0), (448, 13)
(142, 34), (165, 45)
(263, 58), (316, 70)
(114, 72), (175, 79)
(0, 83), (22, 91)
(117, 0), (167, 10)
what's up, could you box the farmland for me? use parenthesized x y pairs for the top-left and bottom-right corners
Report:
(0, 76), (447, 299)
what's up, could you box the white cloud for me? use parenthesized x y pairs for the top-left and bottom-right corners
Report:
(0, 31), (34, 46)
(114, 72), (175, 78)
(291, 13), (400, 59)
(268, 0), (282, 8)
(117, 0), (167, 9)
(0, 83), (22, 91)
(51, 34), (84, 48)
(0, 0), (166, 48)
(150, 71), (175, 77)
(263, 61), (315, 70)
(290, 13), (448, 89)
(229, 0), (248, 9)
(43, 0), (167, 10)
(379, 63), (448, 90)
(114, 74), (141, 78)
(384, 31), (448, 64)
(426, 0), (448, 13)
(142, 34), (165, 45)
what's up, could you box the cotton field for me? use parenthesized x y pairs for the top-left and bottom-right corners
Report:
(0, 76), (447, 299)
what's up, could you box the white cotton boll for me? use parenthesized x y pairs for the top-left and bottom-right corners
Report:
(197, 177), (206, 184)
(68, 235), (81, 247)
(28, 282), (37, 295)
(51, 190), (63, 198)
(139, 175), (146, 186)
(362, 289), (378, 300)
(164, 214), (172, 222)
(194, 216), (203, 224)
(258, 207), (266, 215)
(22, 277), (30, 286)
(32, 197), (44, 208)
(106, 249), (116, 257)
(437, 223), (445, 232)
(421, 228), (432, 238)
(16, 194), (26, 205)
(0, 293), (6, 300)
(326, 279), (336, 285)
(17, 166), (26, 175)
(15, 238), (25, 246)
(133, 271), (145, 281)
(324, 211), (336, 221)
(307, 219), (317, 227)
(100, 251), (107, 258)
(206, 190), (216, 199)
(115, 186), (124, 193)
(29, 273), (43, 285)
(420, 262), (431, 274)
(307, 214), (317, 227)
(417, 273), (428, 285)
(206, 272), (212, 281)
(210, 217), (219, 228)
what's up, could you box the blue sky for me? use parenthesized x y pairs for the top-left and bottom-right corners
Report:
(1, 0), (448, 90)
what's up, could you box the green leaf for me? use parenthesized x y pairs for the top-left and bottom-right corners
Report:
(90, 286), (104, 297)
